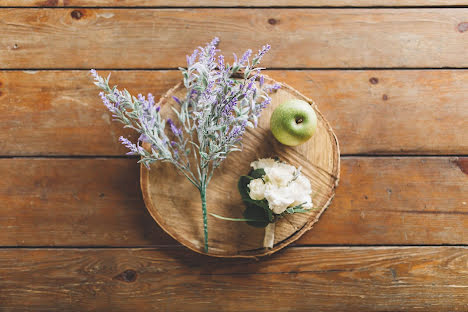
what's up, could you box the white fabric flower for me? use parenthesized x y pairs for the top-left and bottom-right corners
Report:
(264, 164), (295, 187)
(251, 158), (296, 187)
(248, 178), (266, 200)
(289, 175), (313, 209)
(248, 158), (314, 214)
(250, 158), (277, 170)
(264, 183), (295, 214)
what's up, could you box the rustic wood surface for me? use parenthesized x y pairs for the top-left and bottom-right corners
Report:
(1, 3), (468, 311)
(2, 9), (468, 68)
(2, 70), (468, 156)
(3, 0), (468, 7)
(1, 247), (468, 311)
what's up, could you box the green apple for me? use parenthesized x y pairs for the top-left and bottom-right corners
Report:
(270, 99), (317, 146)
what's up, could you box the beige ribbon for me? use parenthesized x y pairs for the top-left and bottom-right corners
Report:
(263, 223), (276, 248)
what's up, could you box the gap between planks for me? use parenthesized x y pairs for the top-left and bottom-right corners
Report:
(1, 155), (467, 158)
(1, 244), (468, 249)
(7, 67), (468, 71)
(3, 6), (468, 9)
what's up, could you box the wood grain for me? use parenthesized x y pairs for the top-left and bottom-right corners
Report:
(140, 77), (340, 257)
(298, 156), (468, 245)
(1, 246), (467, 311)
(1, 157), (466, 247)
(3, 0), (468, 7)
(2, 9), (468, 68)
(1, 70), (467, 156)
(0, 158), (171, 246)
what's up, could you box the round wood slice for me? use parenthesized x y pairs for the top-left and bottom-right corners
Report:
(140, 76), (340, 258)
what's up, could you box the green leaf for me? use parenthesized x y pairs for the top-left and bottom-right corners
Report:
(243, 204), (269, 228)
(256, 200), (273, 222)
(290, 208), (310, 213)
(238, 172), (274, 226)
(263, 202), (274, 222)
(249, 168), (266, 179)
(237, 175), (253, 201)
(282, 203), (314, 216)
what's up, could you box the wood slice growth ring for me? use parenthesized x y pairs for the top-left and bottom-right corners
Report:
(141, 77), (340, 258)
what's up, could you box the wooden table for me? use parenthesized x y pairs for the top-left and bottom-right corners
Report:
(1, 1), (468, 311)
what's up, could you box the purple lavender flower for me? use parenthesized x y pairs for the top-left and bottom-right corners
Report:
(100, 92), (115, 112)
(265, 83), (281, 93)
(239, 49), (252, 65)
(90, 69), (98, 80)
(190, 89), (199, 99)
(186, 49), (199, 66)
(228, 126), (241, 140)
(111, 90), (121, 108)
(172, 96), (182, 105)
(138, 133), (149, 143)
(260, 97), (271, 109)
(218, 55), (225, 70)
(209, 37), (219, 48)
(156, 106), (161, 112)
(119, 136), (140, 155)
(147, 93), (155, 106)
(259, 75), (265, 87)
(254, 44), (271, 64)
(228, 120), (247, 142)
(136, 93), (148, 111)
(167, 118), (182, 136)
(202, 37), (219, 65)
(202, 80), (214, 102)
(222, 98), (237, 116)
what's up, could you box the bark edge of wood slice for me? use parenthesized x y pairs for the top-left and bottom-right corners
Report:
(141, 76), (340, 258)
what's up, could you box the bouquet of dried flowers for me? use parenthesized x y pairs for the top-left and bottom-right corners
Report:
(91, 38), (279, 252)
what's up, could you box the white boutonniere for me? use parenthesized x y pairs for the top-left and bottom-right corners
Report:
(212, 158), (315, 248)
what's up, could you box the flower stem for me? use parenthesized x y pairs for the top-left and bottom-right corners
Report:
(200, 184), (209, 252)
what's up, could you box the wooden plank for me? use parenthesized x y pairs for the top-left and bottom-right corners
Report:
(0, 158), (171, 246)
(0, 247), (467, 311)
(1, 70), (468, 156)
(0, 71), (177, 156)
(1, 9), (468, 68)
(2, 0), (468, 7)
(0, 157), (466, 246)
(298, 156), (468, 245)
